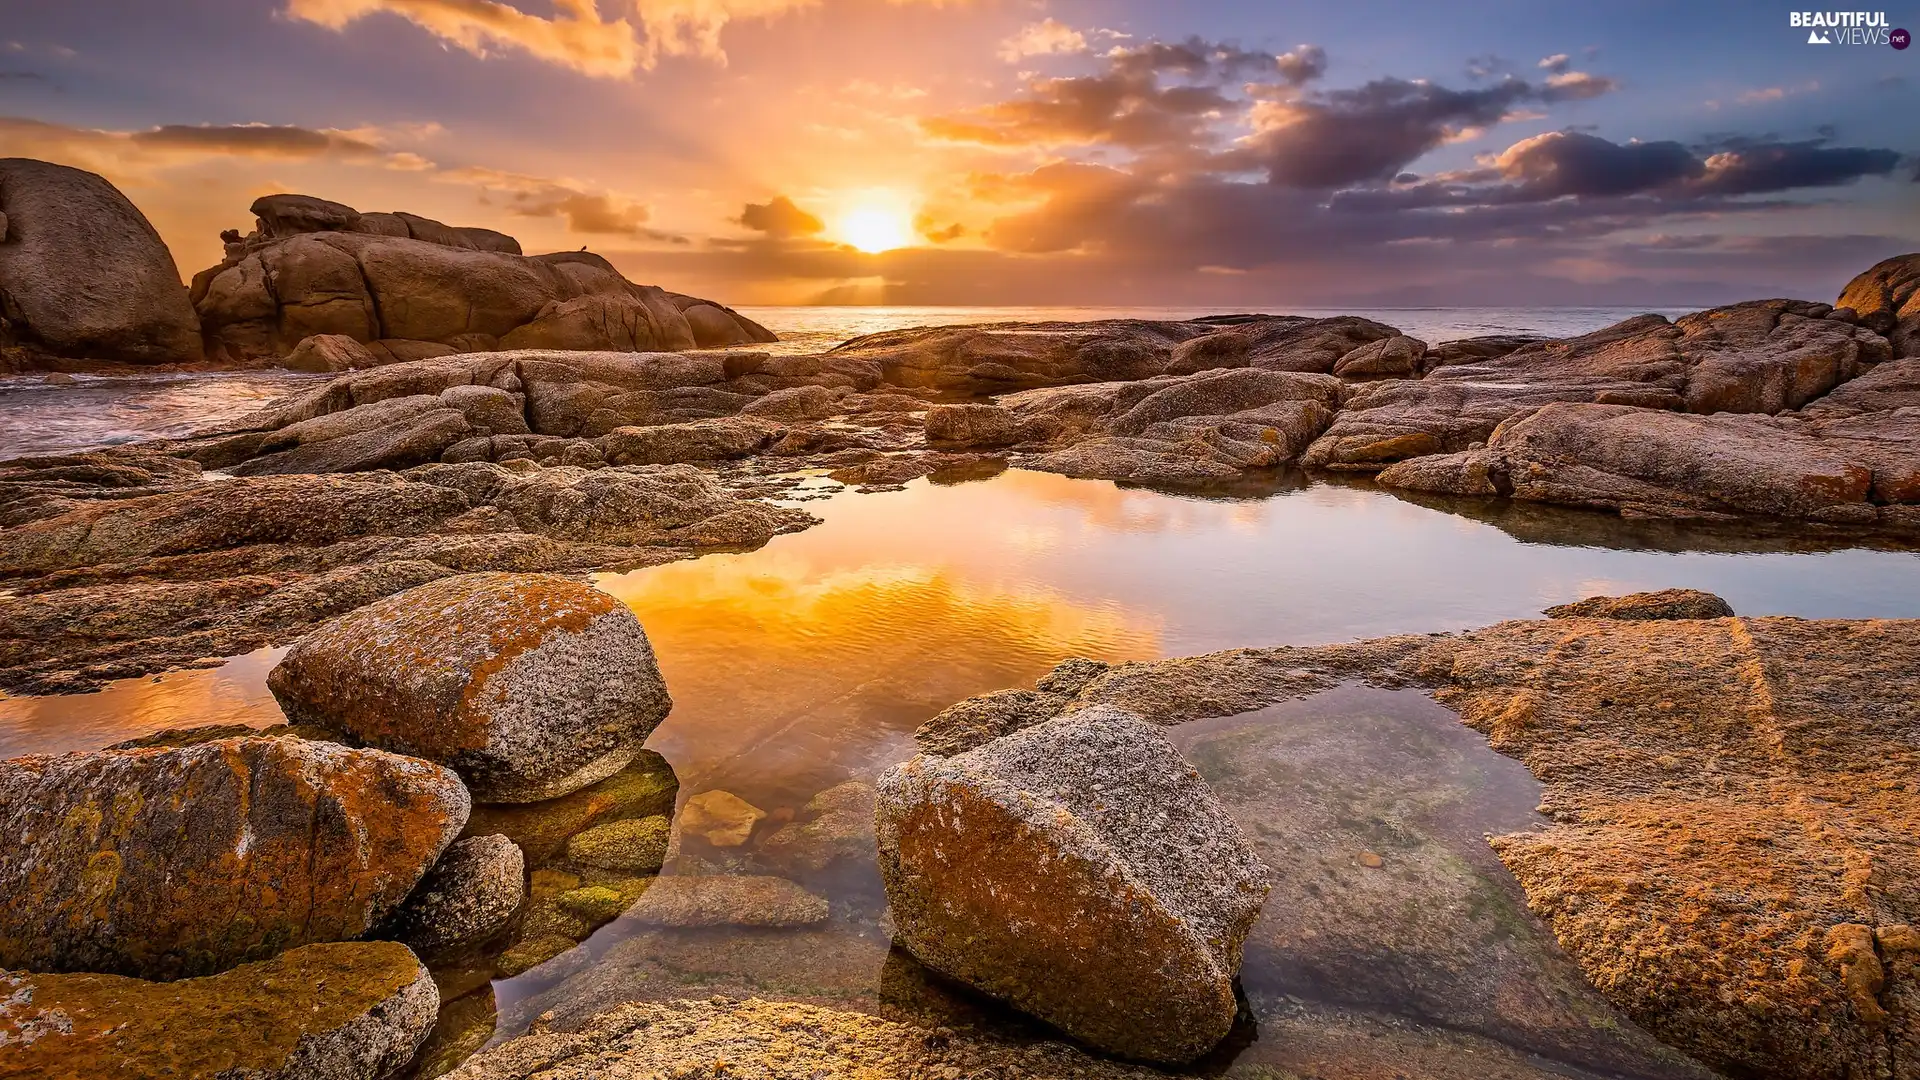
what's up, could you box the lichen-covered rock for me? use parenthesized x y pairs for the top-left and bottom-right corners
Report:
(595, 415), (784, 466)
(564, 815), (670, 872)
(443, 997), (1162, 1080)
(1544, 589), (1735, 620)
(618, 875), (828, 928)
(0, 737), (468, 979)
(463, 751), (677, 866)
(377, 834), (526, 956)
(0, 941), (437, 1080)
(877, 706), (1270, 1064)
(269, 572), (672, 803)
(0, 158), (203, 365)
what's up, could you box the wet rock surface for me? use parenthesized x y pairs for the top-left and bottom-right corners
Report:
(268, 571), (673, 802)
(878, 705), (1270, 1064)
(0, 736), (468, 979)
(0, 941), (437, 1080)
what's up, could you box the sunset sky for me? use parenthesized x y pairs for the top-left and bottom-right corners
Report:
(2, 0), (1915, 306)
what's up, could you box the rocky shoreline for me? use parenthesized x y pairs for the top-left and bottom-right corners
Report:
(2, 157), (1918, 1079)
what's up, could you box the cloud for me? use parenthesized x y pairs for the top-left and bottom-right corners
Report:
(737, 194), (824, 236)
(1490, 130), (1701, 197)
(998, 18), (1087, 62)
(0, 115), (431, 175)
(285, 0), (955, 76)
(1691, 138), (1904, 195)
(440, 164), (656, 234)
(285, 0), (642, 77)
(1235, 78), (1539, 188)
(129, 123), (385, 158)
(924, 37), (1320, 152)
(1538, 53), (1571, 74)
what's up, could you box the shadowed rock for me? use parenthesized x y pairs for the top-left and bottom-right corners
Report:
(268, 572), (673, 803)
(0, 737), (468, 979)
(0, 158), (202, 366)
(0, 941), (438, 1080)
(376, 834), (526, 957)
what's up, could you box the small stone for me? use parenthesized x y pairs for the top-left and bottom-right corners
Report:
(1357, 851), (1384, 869)
(376, 834), (526, 957)
(680, 789), (767, 847)
(565, 815), (671, 871)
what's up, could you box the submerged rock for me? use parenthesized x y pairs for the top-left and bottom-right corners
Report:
(443, 997), (1162, 1079)
(877, 705), (1270, 1064)
(268, 572), (673, 803)
(564, 815), (670, 872)
(0, 158), (203, 366)
(0, 737), (468, 979)
(463, 750), (678, 867)
(619, 875), (829, 928)
(377, 834), (526, 957)
(678, 789), (767, 847)
(0, 941), (437, 1080)
(756, 780), (877, 873)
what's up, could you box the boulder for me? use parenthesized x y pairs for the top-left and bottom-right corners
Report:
(739, 383), (843, 421)
(376, 834), (526, 956)
(877, 706), (1270, 1064)
(284, 332), (380, 372)
(1544, 589), (1735, 620)
(1838, 252), (1920, 358)
(1332, 334), (1427, 378)
(268, 572), (673, 803)
(0, 941), (437, 1080)
(0, 158), (202, 365)
(0, 737), (468, 979)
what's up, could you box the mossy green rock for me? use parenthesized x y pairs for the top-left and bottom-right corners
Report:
(464, 750), (677, 866)
(556, 885), (627, 924)
(494, 934), (578, 978)
(565, 814), (671, 872)
(0, 941), (436, 1079)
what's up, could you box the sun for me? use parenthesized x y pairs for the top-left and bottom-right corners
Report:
(836, 202), (915, 253)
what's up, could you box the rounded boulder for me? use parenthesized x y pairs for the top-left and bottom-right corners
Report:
(268, 572), (672, 803)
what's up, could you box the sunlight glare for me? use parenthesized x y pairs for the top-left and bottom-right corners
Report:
(836, 202), (914, 253)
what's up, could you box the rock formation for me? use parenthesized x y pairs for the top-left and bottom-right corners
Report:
(0, 941), (438, 1080)
(0, 737), (469, 979)
(375, 834), (526, 957)
(878, 705), (1270, 1064)
(0, 158), (202, 366)
(268, 572), (674, 802)
(192, 193), (774, 362)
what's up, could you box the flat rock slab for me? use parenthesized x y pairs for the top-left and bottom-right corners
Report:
(619, 875), (828, 928)
(269, 571), (672, 803)
(0, 941), (436, 1080)
(0, 737), (467, 980)
(878, 706), (1270, 1064)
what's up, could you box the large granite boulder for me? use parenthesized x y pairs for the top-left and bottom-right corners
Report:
(0, 158), (202, 365)
(1838, 252), (1920, 358)
(0, 941), (438, 1080)
(0, 737), (468, 979)
(268, 572), (673, 803)
(192, 197), (774, 362)
(877, 705), (1270, 1064)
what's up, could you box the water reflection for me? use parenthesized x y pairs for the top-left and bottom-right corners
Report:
(0, 647), (284, 757)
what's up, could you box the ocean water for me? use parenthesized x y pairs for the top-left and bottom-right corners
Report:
(0, 305), (1687, 459)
